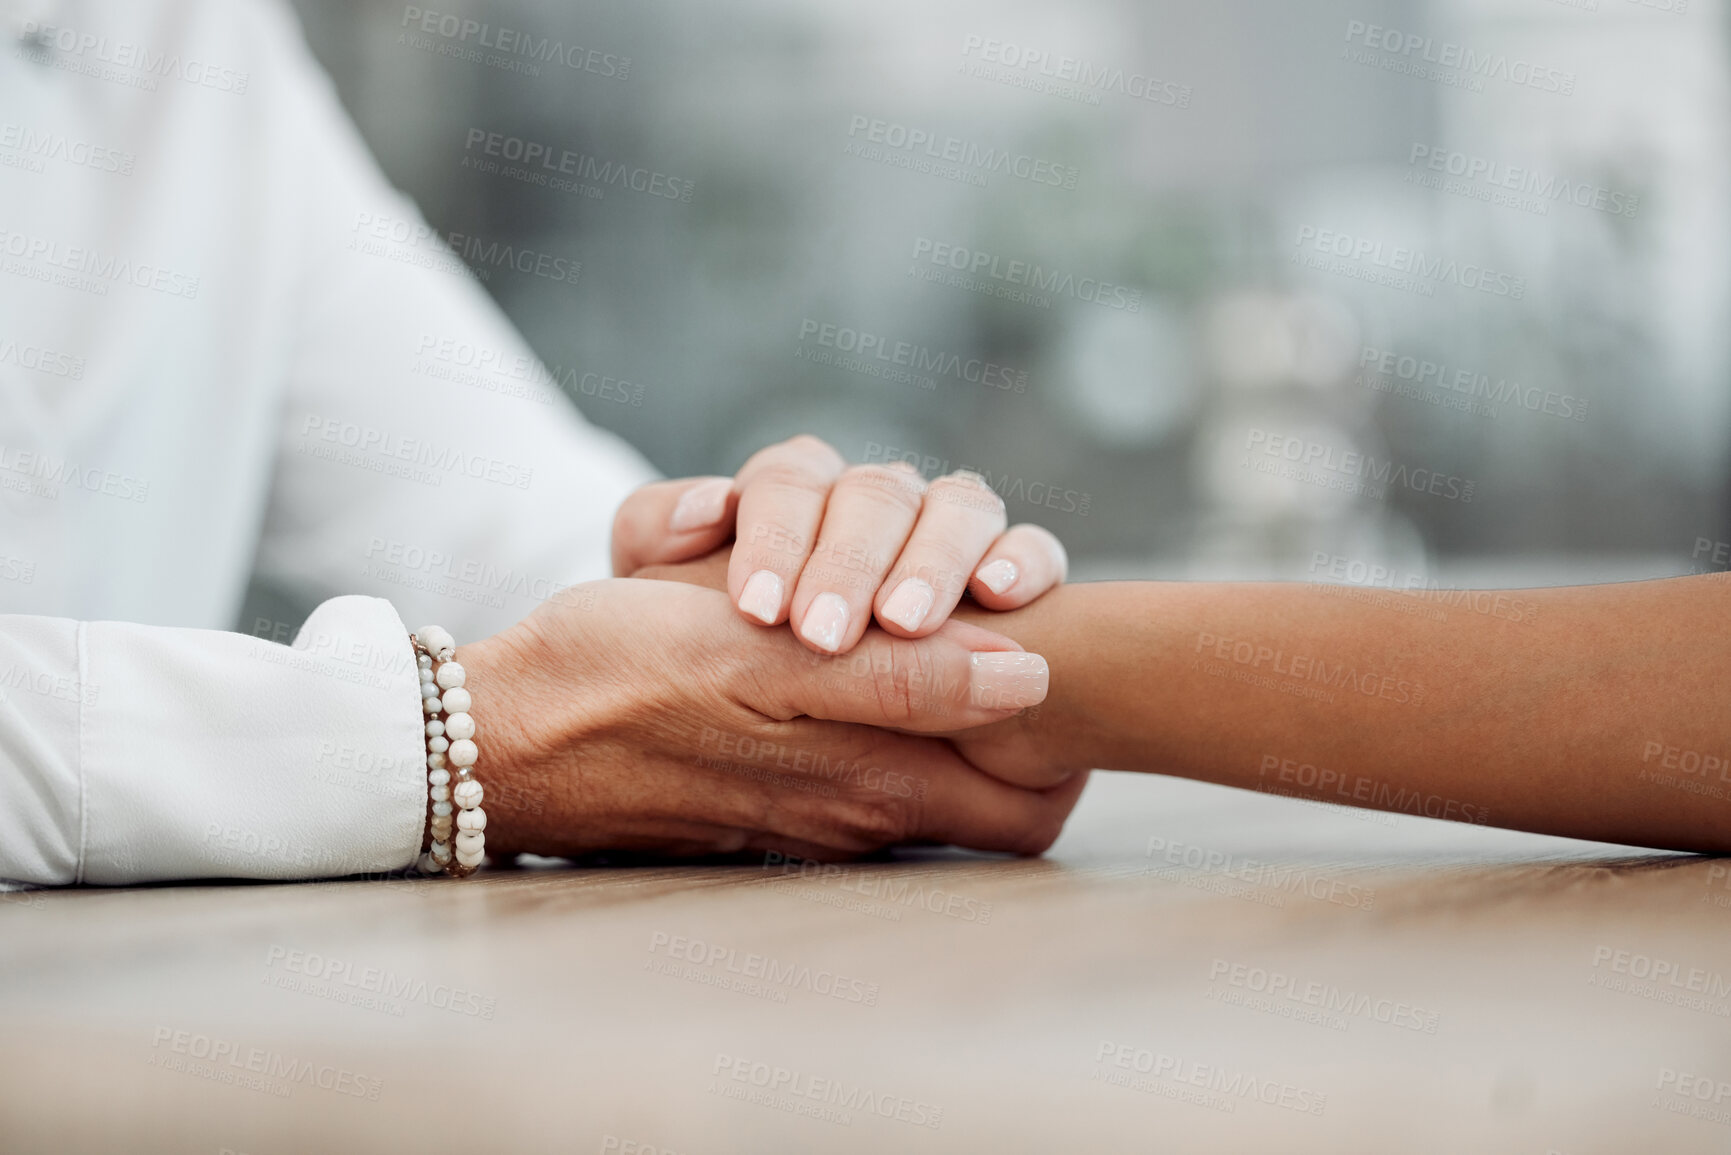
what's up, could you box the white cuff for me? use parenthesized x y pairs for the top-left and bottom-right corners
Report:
(74, 595), (427, 884)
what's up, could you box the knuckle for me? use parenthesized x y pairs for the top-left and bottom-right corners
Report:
(802, 540), (884, 597)
(929, 471), (1005, 515)
(783, 433), (844, 465)
(904, 540), (974, 593)
(750, 461), (833, 497)
(837, 791), (913, 847)
(865, 639), (925, 726)
(735, 515), (811, 564)
(746, 434), (845, 480)
(1017, 524), (1069, 577)
(837, 464), (926, 510)
(709, 830), (751, 855)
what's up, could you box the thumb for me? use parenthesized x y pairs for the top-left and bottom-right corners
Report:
(739, 617), (1050, 732)
(611, 477), (738, 576)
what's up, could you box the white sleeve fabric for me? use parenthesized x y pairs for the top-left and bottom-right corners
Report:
(0, 0), (656, 887)
(245, 0), (658, 644)
(0, 596), (427, 887)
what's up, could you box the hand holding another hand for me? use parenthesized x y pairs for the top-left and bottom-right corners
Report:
(611, 435), (1069, 655)
(626, 551), (1095, 796)
(459, 578), (1081, 862)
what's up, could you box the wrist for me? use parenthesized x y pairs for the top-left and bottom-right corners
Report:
(452, 625), (564, 856)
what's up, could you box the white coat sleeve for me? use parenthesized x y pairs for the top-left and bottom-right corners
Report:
(0, 595), (427, 886)
(243, 0), (658, 645)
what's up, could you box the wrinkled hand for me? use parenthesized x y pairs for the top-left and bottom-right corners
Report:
(612, 435), (1068, 655)
(627, 552), (1094, 799)
(459, 578), (1081, 861)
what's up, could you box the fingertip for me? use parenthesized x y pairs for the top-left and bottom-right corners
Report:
(738, 569), (785, 625)
(877, 577), (937, 635)
(1034, 525), (1070, 582)
(969, 651), (1049, 713)
(796, 592), (851, 653)
(969, 557), (1017, 595)
(969, 526), (1069, 609)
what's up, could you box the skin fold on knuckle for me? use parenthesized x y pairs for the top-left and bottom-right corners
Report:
(906, 538), (975, 592)
(800, 539), (886, 599)
(832, 790), (914, 850)
(731, 642), (827, 722)
(865, 637), (929, 726)
(928, 473), (1007, 520)
(837, 464), (925, 514)
(747, 460), (834, 497)
(732, 516), (809, 574)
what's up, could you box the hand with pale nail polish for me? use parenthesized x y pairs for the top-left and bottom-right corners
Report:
(609, 434), (1070, 656)
(463, 576), (1080, 863)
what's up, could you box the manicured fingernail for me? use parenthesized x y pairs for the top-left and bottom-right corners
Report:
(880, 578), (935, 632)
(739, 570), (784, 624)
(799, 592), (850, 653)
(668, 477), (732, 532)
(970, 652), (1048, 710)
(976, 559), (1019, 596)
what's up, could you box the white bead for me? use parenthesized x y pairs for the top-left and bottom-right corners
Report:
(425, 719), (445, 738)
(422, 696), (441, 715)
(448, 739), (478, 768)
(441, 687), (471, 715)
(430, 839), (450, 857)
(455, 830), (484, 854)
(432, 801), (453, 817)
(430, 785), (450, 803)
(417, 653), (433, 670)
(435, 661), (466, 690)
(457, 808), (487, 832)
(428, 735), (449, 753)
(426, 752), (447, 770)
(427, 768), (450, 787)
(418, 625), (456, 661)
(455, 846), (484, 868)
(445, 712), (475, 741)
(453, 779), (484, 809)
(417, 852), (440, 873)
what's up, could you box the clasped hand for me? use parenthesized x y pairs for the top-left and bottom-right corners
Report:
(463, 436), (1084, 862)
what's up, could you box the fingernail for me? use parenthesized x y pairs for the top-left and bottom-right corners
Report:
(976, 559), (1019, 596)
(880, 578), (935, 632)
(739, 570), (784, 624)
(668, 477), (732, 532)
(970, 652), (1048, 710)
(799, 592), (850, 653)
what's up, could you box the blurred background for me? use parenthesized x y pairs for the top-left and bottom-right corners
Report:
(287, 0), (1731, 593)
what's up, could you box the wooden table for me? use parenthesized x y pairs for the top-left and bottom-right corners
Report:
(3, 771), (1728, 1154)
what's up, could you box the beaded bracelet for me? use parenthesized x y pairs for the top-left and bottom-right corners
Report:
(411, 625), (486, 878)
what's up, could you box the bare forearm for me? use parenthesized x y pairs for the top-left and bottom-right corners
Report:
(960, 576), (1731, 852)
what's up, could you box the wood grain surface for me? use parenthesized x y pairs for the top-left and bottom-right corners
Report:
(3, 771), (1727, 1154)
